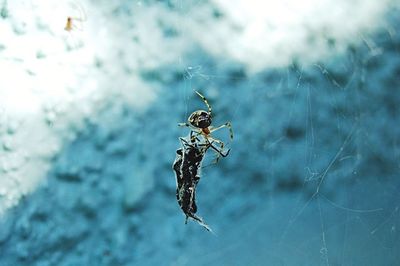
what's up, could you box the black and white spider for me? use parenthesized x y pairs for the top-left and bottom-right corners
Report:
(173, 90), (233, 231)
(179, 90), (233, 162)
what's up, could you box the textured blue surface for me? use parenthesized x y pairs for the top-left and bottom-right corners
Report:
(1, 5), (400, 266)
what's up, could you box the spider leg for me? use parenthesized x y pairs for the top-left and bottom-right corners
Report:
(190, 129), (206, 143)
(179, 137), (196, 149)
(178, 122), (203, 142)
(70, 1), (87, 22)
(179, 136), (209, 156)
(72, 22), (84, 31)
(180, 124), (230, 161)
(210, 143), (230, 158)
(178, 123), (202, 134)
(185, 134), (228, 159)
(67, 24), (82, 32)
(178, 122), (190, 127)
(188, 130), (230, 158)
(210, 122), (233, 140)
(194, 90), (212, 115)
(201, 136), (229, 162)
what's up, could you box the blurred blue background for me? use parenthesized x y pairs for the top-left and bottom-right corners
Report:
(0, 1), (399, 265)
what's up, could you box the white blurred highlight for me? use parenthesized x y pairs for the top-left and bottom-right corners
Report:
(0, 0), (157, 215)
(193, 0), (397, 71)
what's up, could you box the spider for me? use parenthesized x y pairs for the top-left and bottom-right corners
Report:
(64, 2), (86, 32)
(64, 17), (75, 32)
(179, 90), (233, 162)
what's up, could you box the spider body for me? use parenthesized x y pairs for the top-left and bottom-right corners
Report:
(189, 110), (212, 129)
(64, 17), (73, 32)
(64, 2), (86, 32)
(187, 92), (213, 138)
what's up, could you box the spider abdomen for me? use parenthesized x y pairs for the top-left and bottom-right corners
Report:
(188, 110), (212, 128)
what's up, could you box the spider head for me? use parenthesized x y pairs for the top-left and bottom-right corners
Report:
(188, 110), (212, 129)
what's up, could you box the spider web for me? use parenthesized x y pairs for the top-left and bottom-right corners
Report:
(166, 1), (400, 266)
(0, 1), (399, 265)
